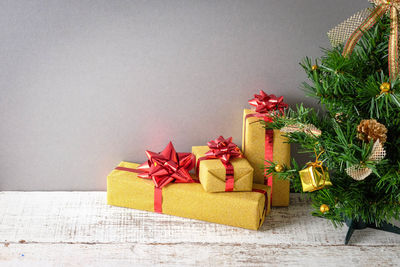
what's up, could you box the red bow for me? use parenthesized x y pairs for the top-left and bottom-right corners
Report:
(136, 142), (195, 188)
(205, 136), (242, 163)
(248, 90), (288, 115)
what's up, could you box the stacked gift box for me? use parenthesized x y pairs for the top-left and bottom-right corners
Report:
(107, 90), (290, 230)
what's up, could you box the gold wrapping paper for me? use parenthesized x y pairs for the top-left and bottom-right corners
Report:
(191, 146), (254, 193)
(242, 108), (290, 206)
(107, 161), (270, 230)
(299, 165), (332, 192)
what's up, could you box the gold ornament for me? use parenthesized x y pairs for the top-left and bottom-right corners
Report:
(335, 113), (344, 123)
(357, 119), (387, 144)
(346, 140), (386, 180)
(320, 204), (330, 213)
(380, 82), (391, 93)
(299, 148), (332, 192)
(274, 164), (284, 173)
(311, 65), (318, 71)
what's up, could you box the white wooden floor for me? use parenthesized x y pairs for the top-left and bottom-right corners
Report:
(0, 192), (399, 267)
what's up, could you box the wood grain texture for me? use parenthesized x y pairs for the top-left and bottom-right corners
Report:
(1, 243), (400, 267)
(0, 192), (399, 266)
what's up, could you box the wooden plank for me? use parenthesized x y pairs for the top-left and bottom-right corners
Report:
(0, 192), (399, 247)
(1, 243), (399, 267)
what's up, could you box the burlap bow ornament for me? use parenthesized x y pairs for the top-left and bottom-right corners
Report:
(280, 123), (322, 137)
(345, 140), (386, 181)
(328, 0), (400, 80)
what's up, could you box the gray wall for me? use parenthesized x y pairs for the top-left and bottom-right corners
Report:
(0, 0), (368, 190)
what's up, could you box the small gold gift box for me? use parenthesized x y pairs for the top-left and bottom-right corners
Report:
(299, 164), (332, 192)
(192, 146), (254, 193)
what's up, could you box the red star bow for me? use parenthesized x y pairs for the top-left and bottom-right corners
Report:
(204, 136), (242, 163)
(248, 90), (288, 115)
(136, 142), (195, 188)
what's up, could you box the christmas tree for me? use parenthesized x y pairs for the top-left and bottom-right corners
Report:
(267, 3), (400, 242)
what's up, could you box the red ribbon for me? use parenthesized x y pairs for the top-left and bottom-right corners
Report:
(196, 136), (243, 192)
(115, 142), (195, 213)
(252, 188), (269, 218)
(243, 90), (288, 200)
(264, 129), (274, 188)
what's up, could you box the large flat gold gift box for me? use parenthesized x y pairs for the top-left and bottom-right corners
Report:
(107, 161), (270, 230)
(192, 146), (253, 193)
(242, 108), (291, 206)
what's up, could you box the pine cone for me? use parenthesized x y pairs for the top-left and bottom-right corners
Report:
(357, 119), (387, 144)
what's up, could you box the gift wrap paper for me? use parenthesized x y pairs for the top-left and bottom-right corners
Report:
(242, 108), (290, 206)
(107, 161), (270, 230)
(192, 146), (254, 193)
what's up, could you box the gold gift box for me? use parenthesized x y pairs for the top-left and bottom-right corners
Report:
(107, 161), (270, 230)
(242, 108), (291, 206)
(299, 165), (332, 192)
(192, 146), (253, 193)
